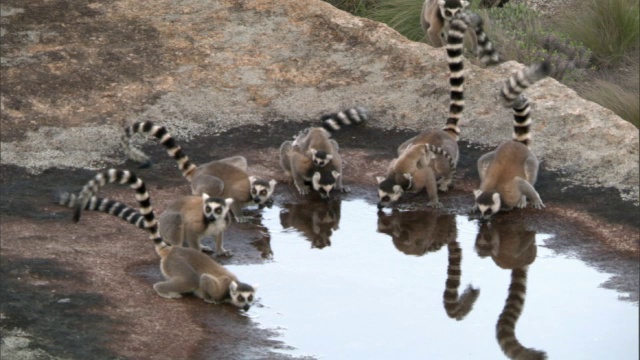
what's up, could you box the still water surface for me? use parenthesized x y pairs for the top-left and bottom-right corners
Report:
(230, 199), (638, 359)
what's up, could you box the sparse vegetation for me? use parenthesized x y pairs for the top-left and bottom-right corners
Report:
(365, 0), (425, 42)
(474, 3), (592, 82)
(324, 0), (640, 127)
(555, 0), (639, 67)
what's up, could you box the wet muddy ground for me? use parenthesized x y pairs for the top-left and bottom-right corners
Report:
(1, 124), (638, 359)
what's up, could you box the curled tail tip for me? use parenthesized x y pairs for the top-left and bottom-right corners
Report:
(535, 59), (553, 78)
(72, 208), (82, 223)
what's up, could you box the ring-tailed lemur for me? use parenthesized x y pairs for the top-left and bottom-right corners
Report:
(475, 219), (547, 359)
(421, 0), (500, 66)
(377, 210), (455, 255)
(443, 235), (480, 320)
(376, 210), (480, 318)
(55, 191), (146, 229)
(69, 169), (257, 310)
(280, 107), (368, 199)
(280, 199), (341, 249)
(376, 17), (468, 209)
(473, 60), (552, 222)
(497, 267), (547, 359)
(122, 123), (276, 223)
(72, 169), (235, 256)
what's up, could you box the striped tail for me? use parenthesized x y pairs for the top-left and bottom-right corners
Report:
(320, 106), (368, 132)
(500, 60), (552, 107)
(460, 11), (500, 66)
(425, 143), (457, 174)
(444, 17), (467, 141)
(55, 191), (145, 229)
(511, 95), (533, 146)
(443, 240), (480, 320)
(122, 121), (197, 181)
(72, 169), (165, 247)
(496, 267), (548, 359)
(500, 60), (551, 147)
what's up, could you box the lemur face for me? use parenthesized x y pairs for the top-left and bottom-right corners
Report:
(202, 194), (232, 222)
(439, 0), (468, 20)
(376, 176), (404, 209)
(474, 191), (501, 222)
(249, 177), (277, 205)
(229, 281), (257, 311)
(312, 171), (339, 199)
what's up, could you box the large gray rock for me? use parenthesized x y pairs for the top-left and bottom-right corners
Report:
(1, 0), (637, 203)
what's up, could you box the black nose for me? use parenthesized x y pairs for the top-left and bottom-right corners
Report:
(253, 196), (261, 203)
(243, 304), (250, 311)
(377, 203), (385, 210)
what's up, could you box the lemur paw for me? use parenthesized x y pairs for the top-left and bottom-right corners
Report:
(531, 201), (546, 210)
(427, 201), (443, 209)
(340, 186), (351, 193)
(200, 245), (214, 253)
(155, 291), (183, 299)
(235, 216), (250, 223)
(216, 249), (234, 258)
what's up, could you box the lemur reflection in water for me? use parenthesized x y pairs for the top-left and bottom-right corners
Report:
(377, 210), (480, 320)
(280, 199), (341, 249)
(475, 217), (547, 360)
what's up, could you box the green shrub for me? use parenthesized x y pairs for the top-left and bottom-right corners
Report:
(555, 0), (640, 67)
(475, 3), (592, 82)
(324, 0), (377, 16)
(327, 0), (639, 127)
(577, 79), (640, 128)
(365, 0), (425, 42)
(575, 56), (640, 127)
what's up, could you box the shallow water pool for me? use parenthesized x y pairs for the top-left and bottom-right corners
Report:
(229, 199), (638, 359)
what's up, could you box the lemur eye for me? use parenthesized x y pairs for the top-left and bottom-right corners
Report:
(205, 206), (212, 213)
(485, 209), (493, 215)
(237, 295), (245, 302)
(260, 190), (267, 196)
(445, 10), (452, 17)
(382, 195), (390, 202)
(252, 188), (257, 195)
(248, 295), (253, 302)
(215, 208), (222, 214)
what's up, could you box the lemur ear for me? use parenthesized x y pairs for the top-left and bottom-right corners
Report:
(473, 189), (482, 199)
